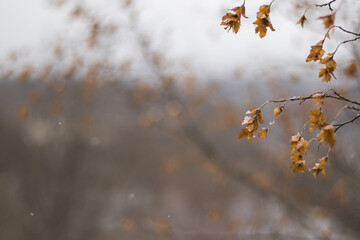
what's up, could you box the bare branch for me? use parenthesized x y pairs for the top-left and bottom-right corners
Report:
(334, 113), (360, 132)
(315, 0), (337, 11)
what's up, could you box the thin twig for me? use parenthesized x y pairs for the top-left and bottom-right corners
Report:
(326, 89), (360, 106)
(269, 0), (276, 7)
(315, 0), (337, 11)
(332, 37), (360, 54)
(331, 105), (348, 125)
(334, 113), (360, 132)
(257, 90), (360, 110)
(322, 25), (360, 48)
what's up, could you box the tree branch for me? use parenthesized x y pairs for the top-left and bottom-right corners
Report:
(334, 113), (360, 132)
(315, 0), (337, 11)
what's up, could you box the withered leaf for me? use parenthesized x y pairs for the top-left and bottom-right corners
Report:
(312, 157), (328, 177)
(221, 4), (248, 34)
(253, 5), (275, 38)
(306, 41), (325, 62)
(319, 13), (335, 29)
(258, 127), (268, 138)
(290, 133), (309, 163)
(317, 124), (336, 147)
(319, 54), (337, 82)
(273, 106), (283, 118)
(239, 108), (263, 140)
(291, 160), (310, 173)
(297, 15), (307, 28)
(308, 108), (327, 133)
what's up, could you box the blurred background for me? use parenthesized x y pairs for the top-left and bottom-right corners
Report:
(0, 0), (360, 239)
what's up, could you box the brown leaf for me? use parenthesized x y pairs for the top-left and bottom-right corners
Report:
(240, 4), (248, 18)
(289, 133), (309, 163)
(221, 5), (248, 34)
(273, 106), (283, 118)
(257, 110), (264, 123)
(253, 5), (275, 38)
(239, 108), (263, 140)
(306, 41), (325, 62)
(312, 157), (328, 177)
(319, 13), (335, 29)
(291, 160), (310, 173)
(258, 127), (268, 138)
(318, 54), (337, 82)
(308, 108), (327, 133)
(238, 128), (252, 139)
(317, 124), (336, 147)
(297, 15), (307, 28)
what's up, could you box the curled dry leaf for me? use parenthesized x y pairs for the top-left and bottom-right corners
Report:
(312, 157), (328, 177)
(297, 15), (307, 28)
(317, 124), (336, 147)
(258, 127), (268, 138)
(221, 4), (248, 34)
(319, 54), (337, 82)
(291, 160), (310, 173)
(306, 40), (325, 62)
(253, 5), (275, 38)
(273, 106), (284, 118)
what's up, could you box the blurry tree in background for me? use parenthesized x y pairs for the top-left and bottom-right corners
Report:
(0, 0), (360, 240)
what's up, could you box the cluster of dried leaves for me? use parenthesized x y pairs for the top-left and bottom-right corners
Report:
(221, 0), (360, 178)
(238, 93), (337, 177)
(221, 3), (274, 38)
(306, 40), (337, 82)
(238, 108), (264, 139)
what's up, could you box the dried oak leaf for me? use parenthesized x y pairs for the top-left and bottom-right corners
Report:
(306, 40), (325, 62)
(312, 157), (328, 177)
(308, 108), (327, 133)
(221, 4), (248, 34)
(297, 15), (307, 28)
(253, 5), (275, 38)
(319, 13), (335, 29)
(317, 124), (336, 147)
